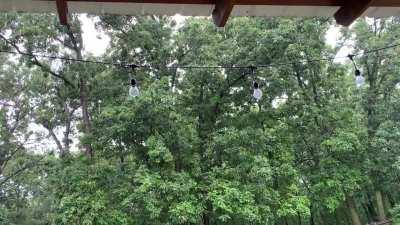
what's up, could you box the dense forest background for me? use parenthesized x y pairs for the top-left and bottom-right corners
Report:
(0, 13), (400, 225)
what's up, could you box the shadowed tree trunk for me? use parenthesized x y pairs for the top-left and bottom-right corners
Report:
(65, 24), (93, 157)
(383, 193), (392, 216)
(310, 205), (316, 225)
(346, 196), (362, 225)
(298, 212), (303, 225)
(375, 190), (386, 221)
(363, 202), (373, 223)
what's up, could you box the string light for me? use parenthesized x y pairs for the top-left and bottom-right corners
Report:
(253, 81), (262, 102)
(127, 64), (139, 98)
(129, 78), (139, 98)
(1, 42), (400, 93)
(1, 43), (399, 70)
(348, 54), (365, 88)
(249, 66), (262, 102)
(354, 69), (365, 88)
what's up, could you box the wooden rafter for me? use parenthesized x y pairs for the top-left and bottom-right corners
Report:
(334, 0), (374, 26)
(40, 0), (400, 27)
(61, 0), (400, 6)
(56, 0), (68, 25)
(212, 0), (235, 27)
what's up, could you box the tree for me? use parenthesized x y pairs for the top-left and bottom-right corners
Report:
(1, 12), (400, 225)
(345, 17), (400, 222)
(0, 12), (95, 157)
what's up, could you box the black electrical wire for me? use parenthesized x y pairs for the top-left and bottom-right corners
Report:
(0, 42), (400, 70)
(360, 43), (400, 55)
(0, 49), (130, 67)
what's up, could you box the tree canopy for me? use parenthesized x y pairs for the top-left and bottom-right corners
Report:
(0, 13), (400, 225)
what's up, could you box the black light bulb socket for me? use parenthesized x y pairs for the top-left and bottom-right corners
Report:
(355, 69), (361, 77)
(128, 64), (138, 70)
(131, 78), (137, 86)
(253, 82), (259, 89)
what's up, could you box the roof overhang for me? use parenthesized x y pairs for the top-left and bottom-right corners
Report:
(1, 0), (400, 27)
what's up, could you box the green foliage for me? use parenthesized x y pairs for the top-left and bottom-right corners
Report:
(0, 205), (8, 225)
(391, 204), (400, 225)
(1, 12), (400, 225)
(52, 158), (130, 225)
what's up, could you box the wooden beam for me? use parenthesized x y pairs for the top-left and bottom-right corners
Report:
(56, 0), (69, 25)
(334, 0), (373, 26)
(40, 0), (400, 28)
(212, 0), (235, 27)
(236, 0), (344, 6)
(55, 0), (400, 7)
(65, 0), (214, 3)
(64, 0), (340, 5)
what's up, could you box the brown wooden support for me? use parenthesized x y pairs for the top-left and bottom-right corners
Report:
(334, 0), (373, 26)
(56, 0), (69, 25)
(212, 0), (235, 27)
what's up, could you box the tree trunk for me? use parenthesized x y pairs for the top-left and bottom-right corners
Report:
(363, 203), (373, 223)
(310, 205), (316, 225)
(388, 194), (396, 208)
(202, 212), (210, 225)
(79, 77), (93, 157)
(375, 190), (386, 221)
(48, 127), (64, 155)
(366, 192), (378, 220)
(65, 23), (93, 158)
(346, 196), (362, 225)
(62, 103), (75, 156)
(383, 193), (392, 213)
(298, 212), (302, 225)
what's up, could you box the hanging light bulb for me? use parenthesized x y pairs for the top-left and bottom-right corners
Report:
(355, 69), (365, 88)
(253, 81), (262, 102)
(129, 78), (139, 97)
(249, 65), (262, 102)
(348, 54), (365, 88)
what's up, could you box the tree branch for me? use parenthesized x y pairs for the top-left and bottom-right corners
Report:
(0, 33), (75, 87)
(0, 155), (47, 187)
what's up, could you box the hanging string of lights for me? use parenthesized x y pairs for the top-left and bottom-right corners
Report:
(1, 42), (400, 100)
(1, 42), (400, 70)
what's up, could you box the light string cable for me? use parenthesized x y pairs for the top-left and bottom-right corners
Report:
(1, 43), (400, 70)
